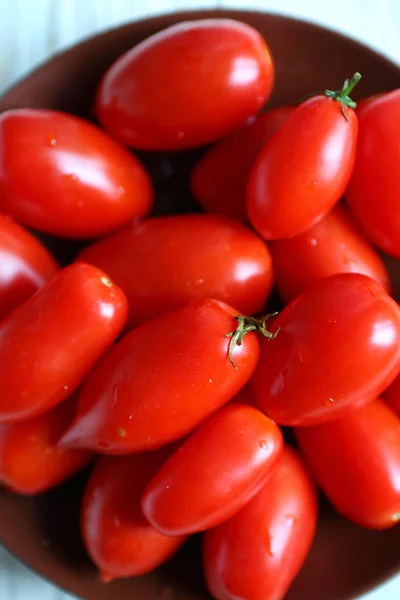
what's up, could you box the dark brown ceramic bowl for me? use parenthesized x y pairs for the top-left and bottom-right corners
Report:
(1, 9), (400, 600)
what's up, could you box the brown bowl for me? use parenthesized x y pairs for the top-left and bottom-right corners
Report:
(1, 9), (400, 600)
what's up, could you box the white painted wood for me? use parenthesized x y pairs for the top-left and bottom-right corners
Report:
(0, 1), (399, 598)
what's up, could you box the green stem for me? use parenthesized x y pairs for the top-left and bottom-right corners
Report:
(226, 313), (280, 369)
(323, 72), (362, 121)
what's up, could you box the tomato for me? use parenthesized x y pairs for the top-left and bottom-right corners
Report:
(270, 204), (391, 304)
(96, 19), (274, 151)
(0, 394), (92, 495)
(80, 214), (273, 329)
(142, 403), (282, 535)
(191, 107), (294, 221)
(384, 372), (400, 416)
(247, 75), (360, 240)
(296, 398), (400, 529)
(0, 262), (128, 423)
(203, 446), (317, 600)
(0, 109), (153, 239)
(251, 273), (400, 426)
(0, 213), (58, 320)
(345, 89), (400, 257)
(61, 299), (260, 454)
(82, 449), (186, 582)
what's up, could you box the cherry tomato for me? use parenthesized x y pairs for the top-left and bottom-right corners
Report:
(96, 19), (274, 151)
(0, 213), (58, 320)
(80, 214), (273, 329)
(61, 299), (260, 454)
(0, 395), (92, 495)
(247, 75), (360, 239)
(142, 403), (283, 535)
(0, 109), (153, 238)
(270, 204), (391, 304)
(384, 372), (400, 416)
(345, 89), (400, 257)
(296, 398), (400, 529)
(0, 262), (128, 423)
(82, 449), (186, 582)
(251, 273), (400, 426)
(191, 107), (294, 221)
(203, 446), (317, 600)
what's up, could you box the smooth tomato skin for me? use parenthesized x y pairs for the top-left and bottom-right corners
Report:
(0, 109), (153, 239)
(96, 19), (274, 151)
(384, 372), (400, 416)
(247, 96), (358, 240)
(142, 403), (283, 535)
(82, 449), (186, 582)
(61, 299), (260, 454)
(296, 398), (400, 529)
(0, 395), (92, 495)
(0, 262), (128, 423)
(270, 204), (391, 304)
(0, 214), (58, 320)
(80, 214), (273, 329)
(251, 273), (400, 426)
(345, 90), (400, 257)
(191, 107), (294, 221)
(203, 446), (317, 600)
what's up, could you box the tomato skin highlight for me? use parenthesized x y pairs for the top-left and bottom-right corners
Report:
(270, 204), (391, 304)
(247, 95), (358, 240)
(0, 262), (128, 423)
(96, 19), (274, 150)
(296, 398), (400, 530)
(61, 299), (260, 454)
(251, 273), (400, 426)
(0, 109), (153, 239)
(80, 214), (273, 329)
(0, 213), (58, 320)
(141, 403), (283, 535)
(81, 449), (186, 582)
(203, 446), (317, 600)
(191, 107), (294, 221)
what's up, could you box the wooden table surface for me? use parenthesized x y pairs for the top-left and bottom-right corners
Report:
(0, 1), (400, 599)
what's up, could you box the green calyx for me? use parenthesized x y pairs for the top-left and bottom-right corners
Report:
(226, 313), (280, 369)
(323, 72), (362, 121)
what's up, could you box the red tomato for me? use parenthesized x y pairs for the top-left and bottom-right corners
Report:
(384, 373), (400, 416)
(142, 403), (283, 535)
(96, 19), (274, 150)
(61, 299), (260, 454)
(0, 109), (153, 238)
(251, 273), (400, 426)
(247, 75), (360, 239)
(0, 395), (92, 495)
(191, 107), (294, 221)
(0, 262), (128, 423)
(270, 204), (391, 304)
(203, 446), (317, 600)
(0, 213), (58, 320)
(82, 449), (186, 582)
(80, 214), (273, 329)
(296, 398), (400, 529)
(345, 89), (400, 257)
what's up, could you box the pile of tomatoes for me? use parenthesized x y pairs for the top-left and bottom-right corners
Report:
(1, 17), (400, 600)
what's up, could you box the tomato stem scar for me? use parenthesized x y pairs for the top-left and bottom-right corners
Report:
(226, 313), (280, 369)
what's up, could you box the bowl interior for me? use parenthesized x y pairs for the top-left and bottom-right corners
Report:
(1, 9), (400, 600)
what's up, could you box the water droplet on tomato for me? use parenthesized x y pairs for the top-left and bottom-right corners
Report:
(308, 237), (317, 247)
(259, 440), (269, 450)
(286, 514), (298, 526)
(63, 385), (69, 390)
(195, 278), (204, 285)
(47, 133), (57, 147)
(325, 397), (335, 407)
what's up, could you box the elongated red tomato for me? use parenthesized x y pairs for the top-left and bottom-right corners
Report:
(80, 214), (273, 329)
(296, 398), (400, 529)
(384, 373), (400, 416)
(0, 213), (58, 320)
(96, 19), (274, 150)
(345, 89), (400, 257)
(61, 299), (259, 454)
(247, 76), (359, 239)
(270, 204), (391, 304)
(142, 403), (283, 535)
(191, 107), (294, 221)
(0, 262), (128, 423)
(203, 446), (317, 600)
(0, 395), (92, 495)
(0, 109), (153, 238)
(82, 450), (186, 582)
(251, 273), (400, 426)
